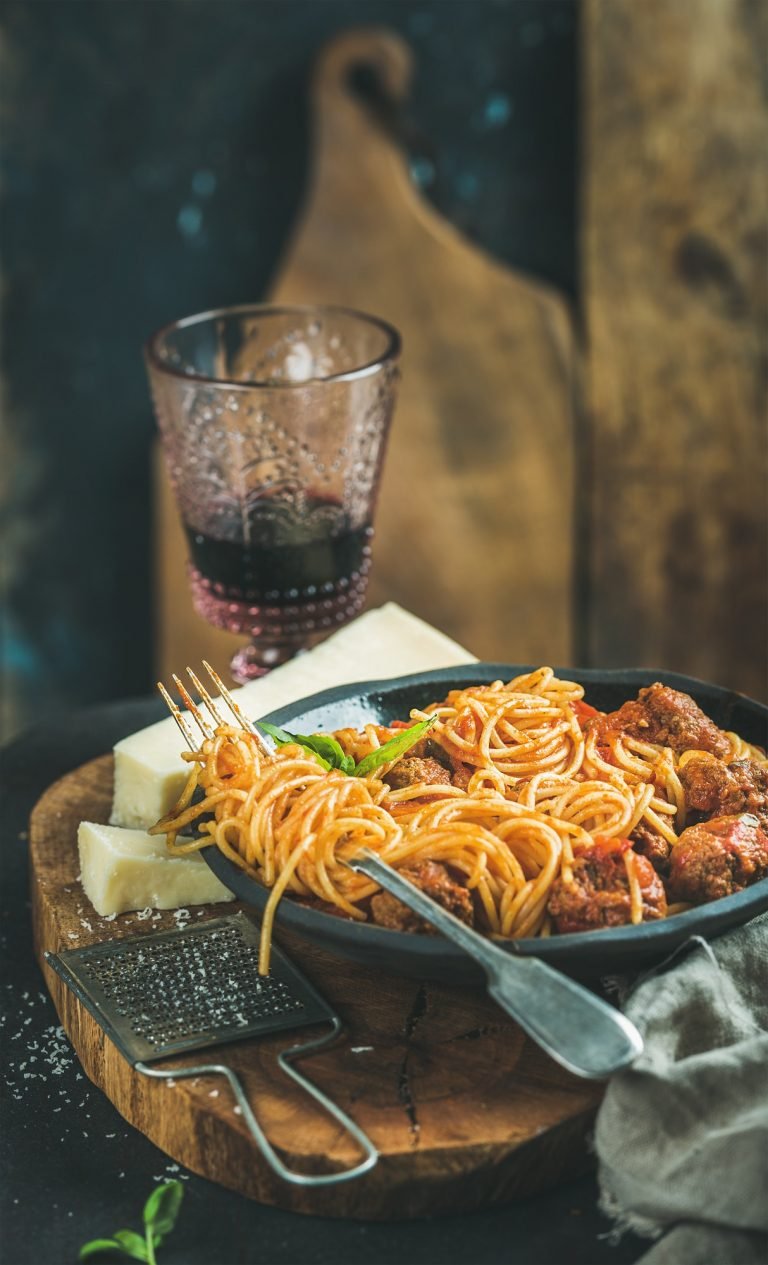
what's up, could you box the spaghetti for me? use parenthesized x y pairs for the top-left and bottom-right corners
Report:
(151, 669), (768, 972)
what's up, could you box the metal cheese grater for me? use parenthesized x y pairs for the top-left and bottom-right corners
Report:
(45, 911), (377, 1186)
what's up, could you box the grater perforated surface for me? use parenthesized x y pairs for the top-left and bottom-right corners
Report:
(46, 912), (337, 1066)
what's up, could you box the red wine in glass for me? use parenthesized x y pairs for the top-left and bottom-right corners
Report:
(184, 494), (373, 666)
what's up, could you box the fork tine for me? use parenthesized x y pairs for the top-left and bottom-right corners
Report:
(202, 660), (274, 756)
(202, 660), (257, 732)
(173, 674), (214, 740)
(186, 666), (223, 730)
(157, 682), (200, 750)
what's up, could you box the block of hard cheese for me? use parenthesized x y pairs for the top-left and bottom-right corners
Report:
(111, 603), (476, 830)
(78, 822), (234, 917)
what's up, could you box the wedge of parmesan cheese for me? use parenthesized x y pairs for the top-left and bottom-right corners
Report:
(111, 602), (476, 830)
(78, 822), (234, 917)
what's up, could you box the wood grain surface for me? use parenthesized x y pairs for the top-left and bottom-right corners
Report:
(30, 756), (602, 1219)
(582, 0), (768, 700)
(155, 27), (576, 682)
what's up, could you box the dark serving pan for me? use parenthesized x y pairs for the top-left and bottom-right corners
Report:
(204, 665), (768, 982)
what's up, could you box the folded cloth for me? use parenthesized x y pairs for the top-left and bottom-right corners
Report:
(595, 913), (768, 1265)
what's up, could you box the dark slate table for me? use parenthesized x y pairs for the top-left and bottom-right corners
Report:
(0, 700), (644, 1265)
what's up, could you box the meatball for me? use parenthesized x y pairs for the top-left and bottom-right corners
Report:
(449, 761), (474, 790)
(667, 814), (768, 904)
(680, 754), (733, 816)
(404, 736), (452, 766)
(630, 820), (672, 873)
(383, 756), (452, 791)
(547, 839), (667, 934)
(606, 683), (730, 758)
(370, 860), (474, 932)
(681, 756), (768, 826)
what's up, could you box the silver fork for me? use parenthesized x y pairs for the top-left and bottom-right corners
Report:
(345, 849), (643, 1079)
(157, 659), (275, 755)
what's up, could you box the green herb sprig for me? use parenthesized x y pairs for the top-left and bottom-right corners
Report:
(79, 1180), (184, 1264)
(259, 716), (436, 779)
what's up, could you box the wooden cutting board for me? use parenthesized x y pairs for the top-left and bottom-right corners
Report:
(30, 756), (603, 1219)
(582, 0), (768, 701)
(155, 27), (576, 683)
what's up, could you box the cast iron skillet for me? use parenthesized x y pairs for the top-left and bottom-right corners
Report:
(204, 665), (768, 982)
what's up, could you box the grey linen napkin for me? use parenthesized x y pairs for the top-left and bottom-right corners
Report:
(595, 913), (768, 1265)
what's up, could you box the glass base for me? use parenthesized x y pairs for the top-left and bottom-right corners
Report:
(230, 642), (300, 683)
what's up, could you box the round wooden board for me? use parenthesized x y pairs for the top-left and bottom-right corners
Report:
(30, 756), (603, 1219)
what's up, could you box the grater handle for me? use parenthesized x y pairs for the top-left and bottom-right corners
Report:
(135, 1019), (378, 1187)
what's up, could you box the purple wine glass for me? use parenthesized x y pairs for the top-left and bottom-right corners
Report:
(145, 304), (400, 682)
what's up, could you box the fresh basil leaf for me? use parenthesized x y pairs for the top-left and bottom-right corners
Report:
(79, 1241), (123, 1261)
(300, 733), (350, 768)
(258, 721), (302, 747)
(143, 1180), (184, 1238)
(286, 735), (336, 769)
(261, 718), (437, 780)
(258, 722), (333, 770)
(112, 1230), (148, 1261)
(353, 717), (436, 779)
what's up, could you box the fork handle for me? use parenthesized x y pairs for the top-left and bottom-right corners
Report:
(348, 850), (642, 1080)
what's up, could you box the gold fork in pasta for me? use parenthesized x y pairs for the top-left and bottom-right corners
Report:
(157, 660), (274, 757)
